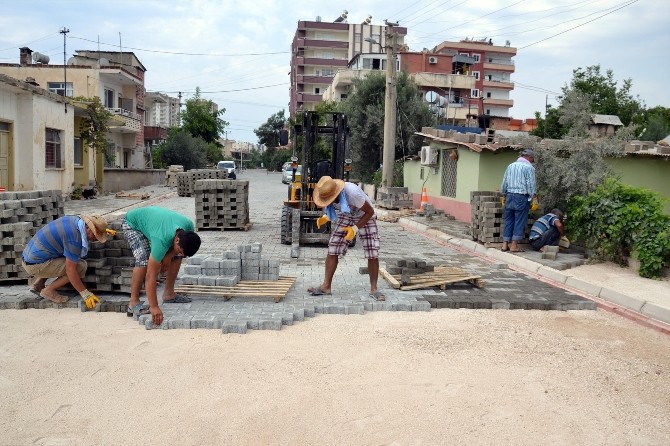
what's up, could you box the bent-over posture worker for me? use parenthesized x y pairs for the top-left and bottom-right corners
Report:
(529, 209), (565, 252)
(122, 206), (201, 326)
(308, 176), (385, 301)
(501, 148), (537, 252)
(22, 214), (109, 308)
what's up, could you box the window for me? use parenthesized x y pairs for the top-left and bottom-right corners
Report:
(486, 109), (491, 115)
(354, 33), (361, 44)
(371, 33), (381, 43)
(314, 87), (320, 94)
(321, 69), (334, 77)
(486, 92), (492, 98)
(104, 88), (115, 108)
(441, 149), (457, 198)
(47, 82), (73, 97)
(471, 89), (479, 98)
(321, 51), (334, 59)
(340, 94), (348, 100)
(45, 128), (62, 168)
(472, 53), (481, 63)
(473, 71), (480, 80)
(73, 137), (83, 166)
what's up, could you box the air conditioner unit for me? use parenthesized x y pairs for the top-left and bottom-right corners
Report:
(428, 56), (438, 64)
(420, 146), (438, 165)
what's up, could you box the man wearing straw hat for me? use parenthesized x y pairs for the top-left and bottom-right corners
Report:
(308, 176), (385, 301)
(22, 214), (110, 309)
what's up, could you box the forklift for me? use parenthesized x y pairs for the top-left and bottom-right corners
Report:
(281, 111), (354, 257)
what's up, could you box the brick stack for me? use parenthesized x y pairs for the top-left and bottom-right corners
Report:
(194, 179), (250, 230)
(165, 165), (184, 187)
(179, 243), (280, 285)
(376, 186), (413, 210)
(0, 190), (64, 281)
(176, 169), (228, 197)
(470, 191), (532, 244)
(81, 220), (136, 293)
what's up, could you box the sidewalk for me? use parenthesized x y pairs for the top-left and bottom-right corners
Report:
(383, 210), (670, 331)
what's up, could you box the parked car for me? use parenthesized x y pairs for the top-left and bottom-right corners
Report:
(217, 161), (237, 177)
(282, 165), (302, 184)
(281, 162), (292, 172)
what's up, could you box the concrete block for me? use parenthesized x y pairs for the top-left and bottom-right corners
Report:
(599, 287), (644, 312)
(508, 256), (540, 273)
(216, 276), (238, 287)
(202, 268), (220, 276)
(167, 316), (192, 329)
(639, 302), (670, 325)
(542, 251), (558, 260)
(222, 321), (248, 334)
(344, 304), (365, 315)
(411, 301), (432, 311)
(537, 266), (567, 284)
(565, 276), (602, 297)
(258, 318), (282, 330)
(197, 276), (218, 286)
(359, 267), (369, 274)
(191, 315), (217, 329)
(459, 239), (478, 252)
(183, 265), (201, 275)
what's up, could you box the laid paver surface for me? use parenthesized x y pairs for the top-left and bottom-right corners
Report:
(0, 170), (595, 332)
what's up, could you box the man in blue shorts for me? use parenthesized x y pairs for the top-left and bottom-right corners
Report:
(307, 176), (385, 301)
(122, 206), (201, 325)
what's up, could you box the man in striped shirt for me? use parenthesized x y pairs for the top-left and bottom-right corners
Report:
(529, 209), (565, 252)
(22, 215), (109, 305)
(500, 148), (537, 252)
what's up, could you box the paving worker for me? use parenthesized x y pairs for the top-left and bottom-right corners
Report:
(122, 206), (201, 325)
(500, 148), (537, 252)
(307, 176), (385, 301)
(22, 215), (109, 309)
(529, 209), (566, 252)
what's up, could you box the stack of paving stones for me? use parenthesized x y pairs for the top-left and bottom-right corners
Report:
(470, 191), (532, 244)
(376, 187), (413, 209)
(194, 179), (250, 230)
(179, 242), (280, 286)
(0, 190), (64, 282)
(176, 169), (228, 197)
(165, 165), (184, 187)
(81, 220), (136, 294)
(384, 258), (435, 286)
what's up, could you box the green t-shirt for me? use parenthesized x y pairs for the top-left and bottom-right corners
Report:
(125, 206), (195, 261)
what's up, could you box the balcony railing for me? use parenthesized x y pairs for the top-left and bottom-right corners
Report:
(107, 108), (141, 132)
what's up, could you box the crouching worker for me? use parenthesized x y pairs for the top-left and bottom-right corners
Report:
(308, 176), (385, 301)
(22, 215), (109, 309)
(529, 209), (565, 252)
(122, 206), (201, 326)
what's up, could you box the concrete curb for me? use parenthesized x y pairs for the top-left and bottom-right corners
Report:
(389, 213), (670, 330)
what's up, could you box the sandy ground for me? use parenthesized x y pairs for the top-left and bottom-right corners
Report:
(1, 305), (669, 446)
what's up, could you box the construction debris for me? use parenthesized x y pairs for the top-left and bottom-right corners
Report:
(115, 192), (150, 200)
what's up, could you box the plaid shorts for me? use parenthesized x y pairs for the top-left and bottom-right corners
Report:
(122, 218), (150, 267)
(328, 214), (380, 260)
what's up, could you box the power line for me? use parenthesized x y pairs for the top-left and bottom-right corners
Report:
(164, 82), (288, 94)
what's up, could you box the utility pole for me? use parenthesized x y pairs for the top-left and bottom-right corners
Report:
(544, 94), (548, 138)
(381, 20), (398, 188)
(59, 27), (69, 113)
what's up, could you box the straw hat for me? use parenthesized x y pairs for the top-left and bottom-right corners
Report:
(313, 176), (345, 208)
(81, 215), (109, 243)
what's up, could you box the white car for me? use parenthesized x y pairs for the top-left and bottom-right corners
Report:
(282, 165), (302, 184)
(217, 161), (237, 177)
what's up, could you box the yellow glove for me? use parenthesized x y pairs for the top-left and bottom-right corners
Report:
(80, 289), (101, 310)
(105, 228), (117, 237)
(501, 196), (506, 206)
(316, 214), (330, 229)
(344, 225), (359, 241)
(530, 197), (539, 212)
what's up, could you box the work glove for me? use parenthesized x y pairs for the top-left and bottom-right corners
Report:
(105, 228), (117, 237)
(530, 197), (539, 212)
(80, 289), (101, 310)
(343, 225), (359, 241)
(316, 214), (330, 229)
(501, 196), (506, 206)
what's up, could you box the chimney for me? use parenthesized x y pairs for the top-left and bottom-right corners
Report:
(20, 47), (32, 66)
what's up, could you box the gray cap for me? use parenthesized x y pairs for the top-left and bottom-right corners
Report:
(521, 148), (535, 157)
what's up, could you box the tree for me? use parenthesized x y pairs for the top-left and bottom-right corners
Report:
(254, 110), (287, 148)
(338, 71), (435, 183)
(154, 129), (209, 170)
(180, 87), (228, 144)
(72, 96), (113, 167)
(636, 106), (670, 142)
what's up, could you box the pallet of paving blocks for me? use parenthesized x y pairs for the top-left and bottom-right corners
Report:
(380, 258), (485, 291)
(176, 169), (228, 197)
(81, 220), (136, 293)
(470, 191), (533, 245)
(194, 179), (250, 230)
(0, 190), (64, 281)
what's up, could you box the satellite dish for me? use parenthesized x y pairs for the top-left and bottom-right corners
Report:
(32, 52), (49, 64)
(425, 91), (439, 103)
(99, 58), (109, 66)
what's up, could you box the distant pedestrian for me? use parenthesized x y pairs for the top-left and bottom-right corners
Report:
(307, 176), (385, 301)
(500, 148), (537, 252)
(529, 209), (565, 252)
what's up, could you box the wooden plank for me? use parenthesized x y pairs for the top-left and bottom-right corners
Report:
(400, 275), (482, 291)
(379, 268), (401, 289)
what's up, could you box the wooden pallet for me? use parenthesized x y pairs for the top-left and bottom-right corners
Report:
(197, 222), (253, 232)
(174, 275), (295, 303)
(115, 192), (150, 200)
(380, 266), (485, 291)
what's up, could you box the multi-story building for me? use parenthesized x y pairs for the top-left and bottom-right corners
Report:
(289, 12), (407, 117)
(0, 47), (147, 185)
(433, 38), (517, 118)
(144, 91), (180, 165)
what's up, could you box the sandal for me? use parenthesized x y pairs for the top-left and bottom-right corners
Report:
(127, 302), (150, 317)
(307, 286), (331, 296)
(39, 289), (68, 304)
(369, 291), (386, 301)
(163, 295), (192, 303)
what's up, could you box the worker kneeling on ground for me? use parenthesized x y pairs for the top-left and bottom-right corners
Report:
(22, 214), (109, 309)
(122, 206), (201, 326)
(528, 209), (568, 252)
(308, 176), (385, 301)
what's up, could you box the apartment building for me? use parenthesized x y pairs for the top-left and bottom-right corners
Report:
(289, 12), (407, 117)
(434, 38), (517, 118)
(0, 47), (148, 180)
(144, 91), (180, 160)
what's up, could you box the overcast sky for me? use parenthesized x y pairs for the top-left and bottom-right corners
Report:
(1, 0), (666, 143)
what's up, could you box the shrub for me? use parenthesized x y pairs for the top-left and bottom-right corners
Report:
(568, 178), (670, 278)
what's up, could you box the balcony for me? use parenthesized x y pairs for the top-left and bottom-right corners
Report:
(411, 72), (476, 90)
(107, 108), (142, 133)
(297, 74), (334, 85)
(483, 60), (515, 72)
(144, 126), (168, 141)
(296, 38), (349, 49)
(298, 92), (324, 103)
(483, 98), (514, 107)
(483, 79), (514, 90)
(303, 57), (348, 67)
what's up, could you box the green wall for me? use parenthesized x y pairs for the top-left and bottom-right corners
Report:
(607, 157), (670, 214)
(454, 148), (480, 202)
(478, 151), (518, 192)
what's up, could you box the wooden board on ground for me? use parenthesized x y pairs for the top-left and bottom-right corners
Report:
(380, 266), (484, 291)
(174, 275), (295, 303)
(115, 192), (150, 200)
(196, 222), (253, 232)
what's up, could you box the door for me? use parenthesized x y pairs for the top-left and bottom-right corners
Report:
(0, 122), (10, 190)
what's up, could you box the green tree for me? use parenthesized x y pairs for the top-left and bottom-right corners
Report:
(636, 106), (670, 142)
(338, 71), (435, 183)
(155, 129), (209, 170)
(180, 87), (229, 144)
(71, 96), (113, 167)
(254, 110), (287, 148)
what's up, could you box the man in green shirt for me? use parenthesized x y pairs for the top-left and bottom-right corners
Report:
(122, 207), (201, 326)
